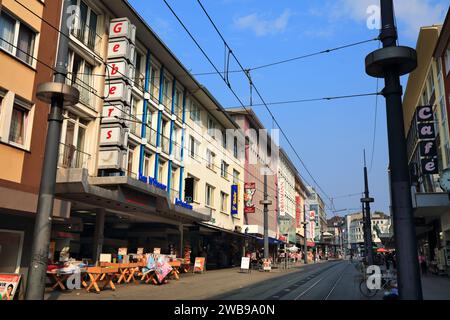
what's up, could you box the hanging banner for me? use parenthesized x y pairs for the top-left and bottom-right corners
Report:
(0, 274), (21, 301)
(279, 178), (286, 216)
(231, 184), (239, 216)
(295, 196), (302, 228)
(244, 183), (256, 214)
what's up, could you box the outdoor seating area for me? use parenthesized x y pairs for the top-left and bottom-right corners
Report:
(45, 251), (202, 294)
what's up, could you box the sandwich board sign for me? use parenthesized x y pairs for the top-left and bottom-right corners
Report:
(193, 257), (206, 273)
(240, 257), (251, 273)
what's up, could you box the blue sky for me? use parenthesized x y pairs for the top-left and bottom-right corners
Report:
(129, 0), (449, 216)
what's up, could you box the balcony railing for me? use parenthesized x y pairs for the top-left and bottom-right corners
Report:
(134, 72), (145, 91)
(58, 143), (91, 170)
(70, 77), (95, 108)
(173, 143), (182, 162)
(70, 15), (102, 54)
(129, 113), (142, 137)
(161, 134), (170, 154)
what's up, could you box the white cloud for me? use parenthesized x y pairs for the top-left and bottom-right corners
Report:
(340, 0), (447, 39)
(234, 9), (292, 37)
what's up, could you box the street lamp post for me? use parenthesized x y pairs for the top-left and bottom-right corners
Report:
(365, 0), (423, 299)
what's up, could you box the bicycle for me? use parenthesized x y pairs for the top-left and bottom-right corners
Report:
(359, 272), (397, 298)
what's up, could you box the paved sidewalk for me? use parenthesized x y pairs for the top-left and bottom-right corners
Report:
(44, 262), (325, 300)
(421, 274), (450, 300)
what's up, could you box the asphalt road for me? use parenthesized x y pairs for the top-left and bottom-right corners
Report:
(212, 260), (362, 300)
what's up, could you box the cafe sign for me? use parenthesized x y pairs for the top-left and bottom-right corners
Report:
(416, 106), (439, 175)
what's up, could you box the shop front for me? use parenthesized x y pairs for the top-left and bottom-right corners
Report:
(50, 168), (210, 266)
(413, 192), (450, 276)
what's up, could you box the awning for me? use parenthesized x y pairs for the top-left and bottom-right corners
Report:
(197, 222), (252, 239)
(253, 236), (284, 245)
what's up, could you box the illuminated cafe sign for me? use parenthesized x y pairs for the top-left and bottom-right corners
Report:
(416, 106), (438, 175)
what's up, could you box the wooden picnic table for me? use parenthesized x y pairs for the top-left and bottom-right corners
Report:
(47, 272), (71, 291)
(46, 270), (88, 291)
(168, 260), (181, 280)
(85, 267), (118, 293)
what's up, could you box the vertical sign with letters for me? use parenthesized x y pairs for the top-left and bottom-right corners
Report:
(416, 106), (438, 175)
(99, 18), (137, 173)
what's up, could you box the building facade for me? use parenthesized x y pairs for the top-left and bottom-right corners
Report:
(403, 11), (450, 275)
(0, 0), (68, 298)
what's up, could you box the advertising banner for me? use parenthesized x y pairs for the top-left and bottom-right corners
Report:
(244, 183), (256, 214)
(279, 178), (286, 216)
(295, 196), (302, 228)
(0, 274), (21, 301)
(231, 185), (239, 216)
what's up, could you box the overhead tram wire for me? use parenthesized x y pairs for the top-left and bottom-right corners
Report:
(0, 35), (282, 199)
(190, 37), (380, 76)
(225, 92), (381, 109)
(161, 0), (326, 208)
(22, 0), (333, 210)
(193, 0), (334, 209)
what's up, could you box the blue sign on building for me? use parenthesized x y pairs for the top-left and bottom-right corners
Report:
(231, 184), (239, 216)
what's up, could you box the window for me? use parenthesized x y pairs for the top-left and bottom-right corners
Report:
(445, 47), (450, 76)
(221, 161), (229, 179)
(222, 130), (227, 149)
(189, 135), (196, 158)
(68, 50), (94, 107)
(232, 169), (240, 184)
(189, 100), (201, 123)
(158, 162), (165, 183)
(144, 153), (151, 177)
(127, 147), (134, 175)
(206, 184), (215, 207)
(134, 51), (144, 90)
(220, 192), (228, 213)
(60, 112), (89, 168)
(207, 117), (216, 139)
(233, 136), (238, 158)
(70, 0), (99, 51)
(0, 11), (36, 65)
(9, 104), (28, 145)
(162, 77), (171, 107)
(206, 149), (216, 170)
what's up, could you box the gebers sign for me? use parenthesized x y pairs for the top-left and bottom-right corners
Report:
(99, 17), (137, 172)
(109, 18), (137, 42)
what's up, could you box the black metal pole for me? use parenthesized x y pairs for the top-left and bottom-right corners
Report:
(378, 0), (423, 300)
(26, 0), (73, 300)
(363, 152), (374, 265)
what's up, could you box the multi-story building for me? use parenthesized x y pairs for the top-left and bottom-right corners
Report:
(433, 9), (450, 275)
(0, 0), (252, 278)
(307, 187), (326, 240)
(277, 148), (299, 244)
(227, 108), (279, 251)
(327, 216), (345, 257)
(295, 174), (310, 249)
(345, 212), (391, 256)
(403, 10), (450, 275)
(0, 0), (69, 298)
